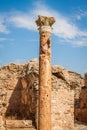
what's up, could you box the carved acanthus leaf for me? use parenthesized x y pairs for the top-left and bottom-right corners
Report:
(35, 15), (55, 27)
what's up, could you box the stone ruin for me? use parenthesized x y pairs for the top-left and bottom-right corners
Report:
(0, 16), (87, 130)
(75, 73), (87, 124)
(0, 59), (87, 130)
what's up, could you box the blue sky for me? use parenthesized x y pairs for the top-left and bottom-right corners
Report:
(0, 0), (87, 76)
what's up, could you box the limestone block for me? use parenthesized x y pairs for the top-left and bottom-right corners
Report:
(80, 86), (87, 109)
(85, 73), (87, 86)
(5, 120), (32, 128)
(51, 88), (74, 129)
(0, 116), (4, 127)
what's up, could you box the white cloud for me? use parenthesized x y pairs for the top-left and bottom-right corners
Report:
(76, 15), (81, 20)
(0, 37), (14, 42)
(2, 1), (87, 46)
(0, 38), (15, 48)
(9, 14), (36, 31)
(60, 37), (87, 47)
(0, 23), (9, 34)
(74, 9), (87, 21)
(0, 38), (7, 41)
(75, 39), (87, 46)
(0, 16), (10, 34)
(13, 58), (27, 64)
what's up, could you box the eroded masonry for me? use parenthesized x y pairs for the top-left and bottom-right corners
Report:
(0, 59), (87, 130)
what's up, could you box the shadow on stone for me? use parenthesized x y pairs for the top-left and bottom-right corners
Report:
(74, 86), (87, 126)
(5, 75), (38, 129)
(5, 79), (22, 120)
(5, 78), (36, 120)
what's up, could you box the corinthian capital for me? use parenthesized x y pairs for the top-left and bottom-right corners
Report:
(35, 15), (55, 27)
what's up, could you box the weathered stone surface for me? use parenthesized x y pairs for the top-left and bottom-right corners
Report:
(35, 15), (55, 27)
(0, 116), (4, 127)
(85, 72), (87, 86)
(6, 128), (36, 130)
(75, 73), (87, 123)
(75, 85), (87, 123)
(0, 59), (85, 130)
(0, 116), (5, 130)
(75, 108), (87, 123)
(80, 86), (87, 109)
(51, 87), (74, 129)
(5, 120), (32, 128)
(36, 15), (55, 130)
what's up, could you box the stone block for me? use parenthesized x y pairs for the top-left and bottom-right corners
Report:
(0, 116), (4, 127)
(5, 120), (32, 128)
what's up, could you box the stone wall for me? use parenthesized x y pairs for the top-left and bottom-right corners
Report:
(0, 59), (84, 130)
(20, 73), (74, 129)
(75, 73), (87, 123)
(85, 73), (87, 86)
(51, 86), (74, 129)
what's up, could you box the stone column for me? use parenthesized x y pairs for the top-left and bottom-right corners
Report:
(35, 16), (55, 130)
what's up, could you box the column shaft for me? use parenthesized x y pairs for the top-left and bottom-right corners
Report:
(35, 16), (55, 130)
(38, 31), (51, 130)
